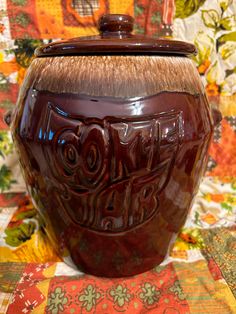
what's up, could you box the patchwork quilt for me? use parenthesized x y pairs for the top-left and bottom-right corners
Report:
(0, 0), (235, 313)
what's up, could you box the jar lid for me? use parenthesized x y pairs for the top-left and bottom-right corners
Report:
(35, 14), (196, 57)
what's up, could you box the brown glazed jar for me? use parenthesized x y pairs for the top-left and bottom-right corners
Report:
(10, 14), (221, 277)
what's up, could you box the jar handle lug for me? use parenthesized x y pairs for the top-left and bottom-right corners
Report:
(212, 107), (222, 127)
(4, 110), (13, 127)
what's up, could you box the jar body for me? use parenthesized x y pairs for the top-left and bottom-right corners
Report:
(11, 56), (214, 277)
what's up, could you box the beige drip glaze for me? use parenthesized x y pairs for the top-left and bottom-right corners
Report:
(20, 56), (204, 100)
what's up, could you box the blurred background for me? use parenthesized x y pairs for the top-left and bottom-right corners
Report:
(0, 1), (235, 313)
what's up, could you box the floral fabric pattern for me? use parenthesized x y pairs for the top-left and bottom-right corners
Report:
(174, 0), (236, 115)
(47, 287), (68, 314)
(109, 284), (132, 308)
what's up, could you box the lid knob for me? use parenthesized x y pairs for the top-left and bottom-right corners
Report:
(98, 14), (134, 36)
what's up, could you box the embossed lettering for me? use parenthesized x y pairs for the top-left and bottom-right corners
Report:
(77, 124), (109, 187)
(109, 120), (159, 180)
(42, 102), (183, 232)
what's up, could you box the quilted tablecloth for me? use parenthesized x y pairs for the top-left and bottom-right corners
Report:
(0, 0), (236, 313)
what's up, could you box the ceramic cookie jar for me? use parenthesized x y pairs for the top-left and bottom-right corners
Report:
(9, 14), (221, 277)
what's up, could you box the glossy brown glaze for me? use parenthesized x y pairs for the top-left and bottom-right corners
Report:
(10, 13), (219, 277)
(35, 14), (196, 57)
(12, 89), (214, 277)
(98, 14), (134, 35)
